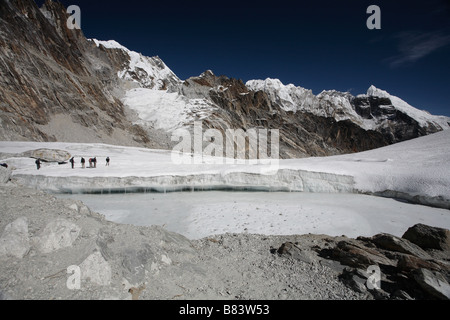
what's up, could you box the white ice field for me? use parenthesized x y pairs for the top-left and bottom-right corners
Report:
(1, 130), (449, 240)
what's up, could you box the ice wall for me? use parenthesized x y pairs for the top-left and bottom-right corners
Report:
(13, 169), (450, 209)
(13, 169), (355, 195)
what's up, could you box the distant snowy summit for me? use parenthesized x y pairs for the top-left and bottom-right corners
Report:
(247, 78), (450, 132)
(362, 85), (450, 128)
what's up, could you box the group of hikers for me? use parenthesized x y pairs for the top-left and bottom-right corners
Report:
(69, 156), (110, 169)
(35, 156), (110, 170)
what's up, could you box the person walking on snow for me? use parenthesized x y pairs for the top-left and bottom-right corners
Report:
(70, 157), (75, 169)
(35, 158), (41, 170)
(93, 157), (97, 168)
(81, 157), (85, 169)
(106, 157), (110, 166)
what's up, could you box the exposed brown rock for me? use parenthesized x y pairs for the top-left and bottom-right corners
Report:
(0, 0), (151, 146)
(370, 233), (431, 260)
(402, 224), (450, 252)
(306, 225), (450, 300)
(397, 254), (441, 272)
(413, 269), (450, 300)
(331, 240), (396, 269)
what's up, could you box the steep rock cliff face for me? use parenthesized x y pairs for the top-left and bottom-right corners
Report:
(0, 0), (150, 146)
(248, 79), (450, 146)
(175, 71), (390, 158)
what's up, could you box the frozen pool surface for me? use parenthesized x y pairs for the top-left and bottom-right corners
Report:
(58, 191), (450, 240)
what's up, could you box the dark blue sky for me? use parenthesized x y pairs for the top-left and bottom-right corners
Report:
(36, 0), (450, 116)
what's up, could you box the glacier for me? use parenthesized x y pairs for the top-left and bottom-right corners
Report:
(1, 129), (449, 209)
(1, 130), (449, 240)
(121, 88), (217, 132)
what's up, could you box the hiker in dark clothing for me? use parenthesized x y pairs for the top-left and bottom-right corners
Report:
(35, 159), (41, 170)
(106, 157), (110, 166)
(70, 157), (75, 169)
(81, 157), (86, 169)
(93, 157), (97, 168)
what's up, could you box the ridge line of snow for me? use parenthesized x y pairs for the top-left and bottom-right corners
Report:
(246, 79), (450, 131)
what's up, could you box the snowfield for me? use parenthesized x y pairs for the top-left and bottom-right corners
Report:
(1, 130), (449, 239)
(1, 130), (449, 204)
(122, 88), (217, 131)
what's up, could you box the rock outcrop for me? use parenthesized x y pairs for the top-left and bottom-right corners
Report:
(25, 148), (71, 163)
(402, 224), (450, 252)
(277, 226), (450, 300)
(0, 0), (151, 146)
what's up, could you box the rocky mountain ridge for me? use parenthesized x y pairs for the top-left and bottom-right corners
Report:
(247, 79), (450, 143)
(1, 0), (449, 158)
(90, 39), (181, 91)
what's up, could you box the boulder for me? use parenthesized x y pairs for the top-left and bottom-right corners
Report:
(331, 240), (395, 269)
(80, 251), (112, 287)
(370, 233), (431, 260)
(339, 268), (368, 294)
(0, 166), (11, 184)
(413, 268), (450, 300)
(120, 245), (155, 284)
(397, 254), (441, 272)
(402, 224), (450, 251)
(0, 217), (30, 259)
(24, 149), (71, 163)
(276, 242), (316, 264)
(34, 219), (81, 254)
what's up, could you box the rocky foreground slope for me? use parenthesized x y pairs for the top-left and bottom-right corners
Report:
(1, 171), (449, 300)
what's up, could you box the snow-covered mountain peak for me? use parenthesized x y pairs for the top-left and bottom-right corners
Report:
(246, 78), (450, 134)
(246, 78), (296, 91)
(91, 39), (126, 51)
(367, 85), (392, 99)
(246, 78), (314, 113)
(89, 38), (181, 90)
(200, 70), (215, 77)
(364, 85), (449, 129)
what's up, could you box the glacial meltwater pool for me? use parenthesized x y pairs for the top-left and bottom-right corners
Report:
(57, 191), (450, 240)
